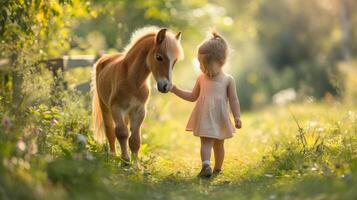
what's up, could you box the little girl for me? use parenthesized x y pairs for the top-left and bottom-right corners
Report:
(170, 32), (242, 178)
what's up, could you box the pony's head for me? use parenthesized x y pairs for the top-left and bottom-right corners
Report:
(147, 28), (184, 93)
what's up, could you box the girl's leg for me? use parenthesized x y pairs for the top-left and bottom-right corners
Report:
(200, 137), (214, 164)
(213, 139), (225, 172)
(199, 137), (214, 178)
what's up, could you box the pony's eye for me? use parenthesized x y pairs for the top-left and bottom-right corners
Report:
(156, 54), (163, 62)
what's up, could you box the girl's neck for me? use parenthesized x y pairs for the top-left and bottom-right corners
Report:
(204, 69), (223, 79)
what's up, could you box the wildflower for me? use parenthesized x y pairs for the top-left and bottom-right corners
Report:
(23, 127), (31, 137)
(28, 141), (38, 155)
(51, 119), (59, 126)
(73, 153), (82, 161)
(308, 120), (318, 128)
(1, 115), (12, 131)
(142, 133), (149, 139)
(32, 127), (42, 136)
(316, 127), (325, 133)
(10, 157), (18, 165)
(85, 152), (94, 161)
(348, 111), (356, 123)
(16, 139), (26, 151)
(76, 134), (87, 145)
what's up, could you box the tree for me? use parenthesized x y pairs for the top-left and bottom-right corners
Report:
(0, 0), (88, 108)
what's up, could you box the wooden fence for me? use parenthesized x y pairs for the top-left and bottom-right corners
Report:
(0, 55), (100, 92)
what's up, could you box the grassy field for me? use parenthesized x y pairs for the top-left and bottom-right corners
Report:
(1, 92), (357, 200)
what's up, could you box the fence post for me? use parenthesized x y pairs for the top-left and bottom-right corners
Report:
(10, 54), (25, 110)
(42, 57), (66, 105)
(0, 59), (11, 99)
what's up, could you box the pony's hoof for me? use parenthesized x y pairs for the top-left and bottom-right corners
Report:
(133, 160), (141, 170)
(109, 152), (116, 157)
(131, 154), (141, 170)
(120, 157), (131, 167)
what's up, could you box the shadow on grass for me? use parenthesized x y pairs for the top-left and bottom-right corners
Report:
(38, 143), (357, 200)
(135, 148), (357, 200)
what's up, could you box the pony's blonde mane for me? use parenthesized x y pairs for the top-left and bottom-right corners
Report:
(124, 26), (184, 60)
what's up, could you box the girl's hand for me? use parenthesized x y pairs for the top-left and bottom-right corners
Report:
(234, 117), (242, 129)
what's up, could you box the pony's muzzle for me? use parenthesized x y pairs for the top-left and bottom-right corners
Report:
(157, 79), (170, 93)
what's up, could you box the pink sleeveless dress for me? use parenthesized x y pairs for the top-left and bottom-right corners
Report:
(186, 73), (235, 139)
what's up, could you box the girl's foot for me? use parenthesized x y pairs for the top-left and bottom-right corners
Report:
(198, 165), (213, 178)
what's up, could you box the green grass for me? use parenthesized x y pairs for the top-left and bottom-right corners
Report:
(1, 93), (357, 200)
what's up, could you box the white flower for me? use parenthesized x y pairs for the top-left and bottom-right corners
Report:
(308, 120), (318, 128)
(348, 111), (356, 122)
(316, 127), (325, 133)
(76, 134), (87, 145)
(85, 152), (94, 161)
(16, 140), (26, 151)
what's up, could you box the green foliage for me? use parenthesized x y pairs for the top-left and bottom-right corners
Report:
(0, 0), (87, 57)
(71, 0), (198, 50)
(0, 0), (90, 118)
(1, 91), (357, 199)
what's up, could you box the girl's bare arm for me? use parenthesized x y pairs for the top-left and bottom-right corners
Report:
(227, 76), (241, 119)
(170, 77), (200, 102)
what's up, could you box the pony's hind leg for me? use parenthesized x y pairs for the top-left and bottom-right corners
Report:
(102, 111), (116, 155)
(129, 105), (146, 168)
(111, 105), (130, 163)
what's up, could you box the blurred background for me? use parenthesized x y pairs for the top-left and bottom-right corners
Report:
(1, 0), (357, 111)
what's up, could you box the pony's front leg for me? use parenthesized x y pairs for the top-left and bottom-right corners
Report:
(129, 105), (146, 169)
(111, 105), (130, 163)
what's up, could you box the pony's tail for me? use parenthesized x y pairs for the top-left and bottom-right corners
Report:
(91, 59), (106, 144)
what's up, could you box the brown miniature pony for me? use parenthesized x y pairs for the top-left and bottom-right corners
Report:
(92, 27), (183, 167)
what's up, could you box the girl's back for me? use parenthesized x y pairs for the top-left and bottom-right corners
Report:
(198, 72), (230, 99)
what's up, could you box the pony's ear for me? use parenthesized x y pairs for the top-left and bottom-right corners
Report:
(175, 32), (182, 41)
(156, 28), (167, 45)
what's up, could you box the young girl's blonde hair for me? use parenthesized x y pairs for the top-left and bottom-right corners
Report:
(198, 32), (228, 76)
